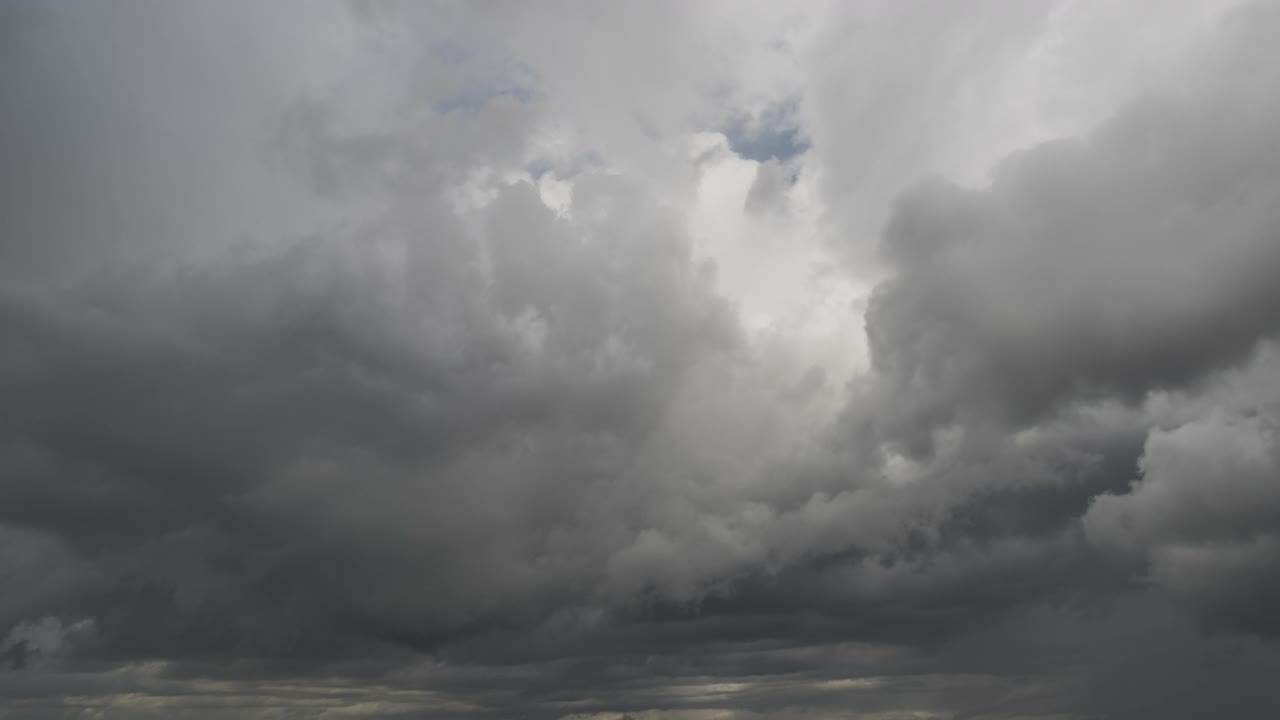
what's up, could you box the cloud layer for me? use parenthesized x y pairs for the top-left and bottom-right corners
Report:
(3, 1), (1280, 718)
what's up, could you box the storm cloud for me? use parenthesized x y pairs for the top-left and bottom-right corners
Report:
(3, 1), (1280, 718)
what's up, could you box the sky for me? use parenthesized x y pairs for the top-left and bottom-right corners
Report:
(3, 1), (1280, 718)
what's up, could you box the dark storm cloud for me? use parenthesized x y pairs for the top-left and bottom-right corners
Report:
(0, 175), (738, 661)
(832, 1), (1280, 657)
(4, 1), (1280, 719)
(1084, 347), (1280, 636)
(0, 3), (742, 667)
(857, 3), (1280, 457)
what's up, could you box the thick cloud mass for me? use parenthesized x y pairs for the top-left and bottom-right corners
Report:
(860, 22), (1280, 451)
(4, 2), (1280, 719)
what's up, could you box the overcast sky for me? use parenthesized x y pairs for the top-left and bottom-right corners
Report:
(3, 1), (1280, 718)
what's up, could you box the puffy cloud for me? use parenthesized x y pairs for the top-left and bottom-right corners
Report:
(5, 1), (1280, 719)
(1086, 353), (1280, 634)
(855, 2), (1280, 457)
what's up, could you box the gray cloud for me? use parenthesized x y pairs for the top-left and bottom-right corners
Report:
(856, 3), (1280, 457)
(4, 1), (1280, 719)
(1085, 348), (1280, 635)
